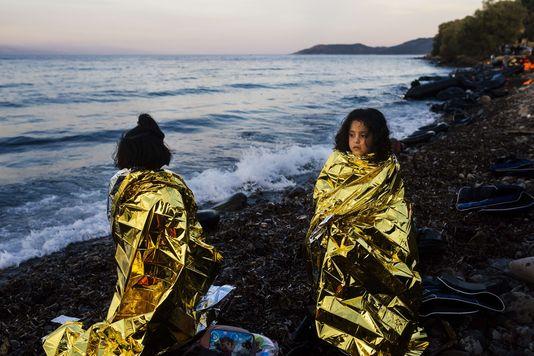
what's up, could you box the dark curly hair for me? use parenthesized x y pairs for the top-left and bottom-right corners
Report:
(113, 113), (172, 169)
(334, 108), (391, 161)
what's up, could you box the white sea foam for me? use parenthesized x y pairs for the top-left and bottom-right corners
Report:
(0, 200), (109, 269)
(188, 144), (331, 203)
(0, 144), (331, 269)
(10, 195), (59, 214)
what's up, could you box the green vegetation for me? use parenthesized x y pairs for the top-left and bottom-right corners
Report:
(432, 0), (532, 63)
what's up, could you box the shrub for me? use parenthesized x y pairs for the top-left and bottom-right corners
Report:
(433, 0), (529, 62)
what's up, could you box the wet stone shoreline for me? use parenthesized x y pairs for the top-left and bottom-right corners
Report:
(1, 72), (533, 355)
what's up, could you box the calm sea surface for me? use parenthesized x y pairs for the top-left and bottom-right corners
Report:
(0, 54), (448, 268)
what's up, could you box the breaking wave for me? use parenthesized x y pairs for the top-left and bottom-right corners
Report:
(188, 144), (331, 203)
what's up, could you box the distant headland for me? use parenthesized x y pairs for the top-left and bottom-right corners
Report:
(293, 37), (433, 55)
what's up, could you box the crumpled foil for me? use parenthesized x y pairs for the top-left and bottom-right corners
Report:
(43, 169), (222, 355)
(195, 284), (236, 333)
(306, 151), (428, 355)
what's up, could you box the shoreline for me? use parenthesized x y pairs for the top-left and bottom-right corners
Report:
(1, 70), (533, 355)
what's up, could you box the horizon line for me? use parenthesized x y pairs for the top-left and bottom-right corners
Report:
(0, 37), (434, 57)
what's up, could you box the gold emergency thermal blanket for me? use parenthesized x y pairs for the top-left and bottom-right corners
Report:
(306, 151), (428, 355)
(43, 169), (222, 355)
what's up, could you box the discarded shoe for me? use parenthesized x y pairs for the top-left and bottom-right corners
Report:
(490, 156), (534, 178)
(456, 184), (534, 213)
(421, 275), (505, 317)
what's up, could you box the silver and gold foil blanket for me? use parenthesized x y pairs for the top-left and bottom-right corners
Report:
(43, 169), (222, 355)
(306, 150), (428, 355)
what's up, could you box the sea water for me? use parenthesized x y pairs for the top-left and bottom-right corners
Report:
(0, 54), (448, 268)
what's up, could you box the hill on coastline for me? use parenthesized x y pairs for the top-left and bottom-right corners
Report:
(294, 37), (433, 55)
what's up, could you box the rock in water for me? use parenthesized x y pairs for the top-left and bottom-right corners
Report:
(196, 209), (220, 231)
(212, 192), (247, 211)
(286, 186), (305, 198)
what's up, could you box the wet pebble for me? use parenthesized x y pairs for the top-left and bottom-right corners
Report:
(459, 334), (483, 355)
(286, 186), (305, 198)
(10, 339), (20, 350)
(479, 95), (492, 105)
(491, 328), (502, 341)
(503, 291), (534, 324)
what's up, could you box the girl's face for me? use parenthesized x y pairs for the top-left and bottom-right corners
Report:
(348, 120), (373, 156)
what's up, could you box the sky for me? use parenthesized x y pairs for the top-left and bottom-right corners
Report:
(0, 0), (484, 54)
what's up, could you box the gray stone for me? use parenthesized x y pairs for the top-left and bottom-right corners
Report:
(9, 339), (20, 350)
(197, 209), (220, 231)
(516, 326), (534, 347)
(479, 95), (492, 105)
(286, 186), (305, 198)
(503, 291), (534, 324)
(518, 105), (530, 117)
(439, 350), (469, 356)
(459, 335), (483, 355)
(212, 192), (247, 211)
